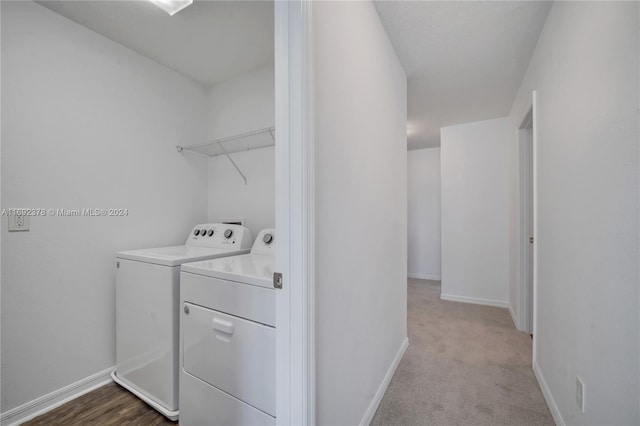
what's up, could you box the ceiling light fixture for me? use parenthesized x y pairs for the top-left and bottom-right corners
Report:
(149, 0), (193, 16)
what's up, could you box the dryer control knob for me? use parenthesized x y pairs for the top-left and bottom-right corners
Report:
(208, 229), (214, 237)
(263, 233), (274, 244)
(194, 229), (200, 236)
(224, 229), (233, 239)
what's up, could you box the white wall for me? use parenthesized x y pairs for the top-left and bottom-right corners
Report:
(207, 66), (274, 140)
(313, 2), (407, 424)
(508, 2), (639, 424)
(0, 1), (208, 413)
(440, 117), (511, 307)
(208, 147), (274, 238)
(207, 66), (275, 238)
(407, 148), (441, 280)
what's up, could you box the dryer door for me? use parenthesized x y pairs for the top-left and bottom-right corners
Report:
(182, 302), (275, 416)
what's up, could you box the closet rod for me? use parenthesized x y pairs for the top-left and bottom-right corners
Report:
(176, 126), (275, 153)
(176, 126), (275, 185)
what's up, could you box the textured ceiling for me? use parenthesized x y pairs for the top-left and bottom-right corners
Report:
(36, 0), (274, 87)
(374, 1), (552, 150)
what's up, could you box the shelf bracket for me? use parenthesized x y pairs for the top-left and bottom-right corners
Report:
(217, 141), (247, 185)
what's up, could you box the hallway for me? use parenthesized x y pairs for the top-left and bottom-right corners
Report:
(371, 279), (553, 425)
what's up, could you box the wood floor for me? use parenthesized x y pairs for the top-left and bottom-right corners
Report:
(24, 382), (176, 426)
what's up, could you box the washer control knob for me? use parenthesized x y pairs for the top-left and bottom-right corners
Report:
(184, 305), (190, 315)
(224, 229), (233, 239)
(208, 229), (214, 237)
(263, 233), (274, 245)
(194, 229), (200, 236)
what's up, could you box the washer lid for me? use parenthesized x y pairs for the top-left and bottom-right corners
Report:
(116, 245), (250, 267)
(181, 254), (275, 288)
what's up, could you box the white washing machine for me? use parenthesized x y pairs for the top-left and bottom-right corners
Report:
(113, 223), (252, 420)
(179, 228), (276, 426)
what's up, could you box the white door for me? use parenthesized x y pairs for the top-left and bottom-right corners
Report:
(518, 106), (535, 335)
(525, 126), (534, 334)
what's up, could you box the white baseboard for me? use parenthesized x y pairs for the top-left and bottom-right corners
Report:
(359, 337), (409, 426)
(407, 273), (441, 281)
(533, 361), (565, 426)
(440, 293), (509, 308)
(507, 303), (518, 328)
(0, 366), (114, 426)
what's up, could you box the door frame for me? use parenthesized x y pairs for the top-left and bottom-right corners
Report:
(516, 91), (538, 356)
(274, 1), (315, 425)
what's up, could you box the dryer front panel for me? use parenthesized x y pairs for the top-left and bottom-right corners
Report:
(182, 302), (275, 416)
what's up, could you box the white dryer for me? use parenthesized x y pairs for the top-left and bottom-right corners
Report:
(179, 229), (276, 426)
(113, 223), (252, 420)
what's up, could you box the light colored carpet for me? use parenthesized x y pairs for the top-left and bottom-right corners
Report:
(371, 279), (554, 426)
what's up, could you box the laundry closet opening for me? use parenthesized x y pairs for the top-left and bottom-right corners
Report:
(1, 1), (278, 424)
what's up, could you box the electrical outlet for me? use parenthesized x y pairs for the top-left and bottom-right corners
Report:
(576, 376), (585, 413)
(8, 210), (30, 232)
